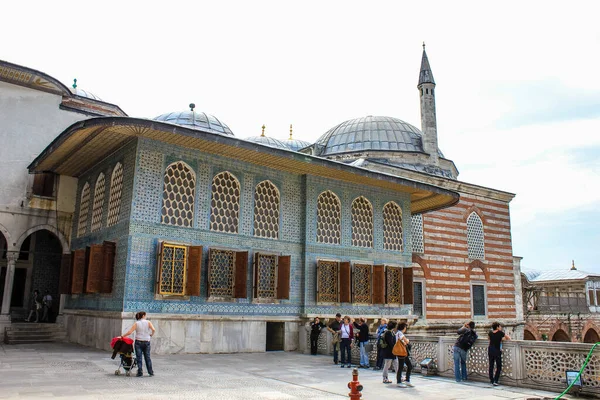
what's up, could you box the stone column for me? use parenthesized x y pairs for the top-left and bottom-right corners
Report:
(1, 252), (18, 315)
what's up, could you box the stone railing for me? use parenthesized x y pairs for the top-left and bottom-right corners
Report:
(299, 329), (600, 397)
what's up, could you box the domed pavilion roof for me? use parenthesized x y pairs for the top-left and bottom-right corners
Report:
(244, 125), (289, 149)
(285, 124), (311, 151)
(153, 106), (234, 136)
(71, 87), (102, 101)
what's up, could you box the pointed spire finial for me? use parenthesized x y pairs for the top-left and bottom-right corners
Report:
(189, 103), (195, 112)
(289, 124), (293, 139)
(571, 260), (576, 270)
(72, 78), (77, 89)
(423, 41), (426, 50)
(261, 124), (265, 137)
(418, 43), (435, 86)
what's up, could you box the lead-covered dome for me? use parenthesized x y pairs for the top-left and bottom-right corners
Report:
(154, 110), (234, 136)
(315, 115), (439, 156)
(287, 138), (311, 152)
(71, 87), (102, 101)
(245, 135), (289, 149)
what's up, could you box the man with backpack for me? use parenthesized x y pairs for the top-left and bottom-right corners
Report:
(374, 318), (387, 370)
(453, 321), (477, 382)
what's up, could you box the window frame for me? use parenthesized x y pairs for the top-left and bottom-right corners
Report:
(471, 282), (487, 318)
(316, 258), (340, 304)
(316, 190), (342, 245)
(253, 251), (279, 301)
(253, 180), (281, 240)
(161, 161), (196, 228)
(413, 279), (426, 318)
(206, 247), (248, 300)
(157, 242), (188, 296)
(411, 214), (424, 254)
(351, 261), (373, 304)
(466, 212), (485, 260)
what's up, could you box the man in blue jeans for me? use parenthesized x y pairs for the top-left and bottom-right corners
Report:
(354, 317), (370, 368)
(453, 321), (476, 382)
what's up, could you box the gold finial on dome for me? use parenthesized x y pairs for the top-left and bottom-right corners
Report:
(571, 260), (577, 270)
(261, 124), (265, 137)
(289, 124), (293, 140)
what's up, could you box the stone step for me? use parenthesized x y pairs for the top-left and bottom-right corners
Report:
(4, 321), (67, 345)
(6, 331), (66, 338)
(5, 338), (56, 344)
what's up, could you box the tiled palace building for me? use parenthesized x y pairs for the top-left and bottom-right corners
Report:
(0, 47), (524, 352)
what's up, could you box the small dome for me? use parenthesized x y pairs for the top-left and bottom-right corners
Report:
(315, 115), (443, 156)
(153, 110), (234, 136)
(287, 138), (311, 152)
(72, 87), (102, 101)
(245, 135), (289, 150)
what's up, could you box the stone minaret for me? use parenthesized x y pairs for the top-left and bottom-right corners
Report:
(418, 43), (439, 166)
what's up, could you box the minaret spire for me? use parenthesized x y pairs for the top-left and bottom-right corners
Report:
(417, 43), (439, 166)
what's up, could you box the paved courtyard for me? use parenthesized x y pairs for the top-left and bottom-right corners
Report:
(0, 342), (571, 399)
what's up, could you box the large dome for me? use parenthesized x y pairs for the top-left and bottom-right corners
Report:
(154, 110), (234, 136)
(315, 115), (442, 156)
(245, 135), (289, 150)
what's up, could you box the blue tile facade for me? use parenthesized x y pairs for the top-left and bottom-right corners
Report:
(66, 136), (414, 316)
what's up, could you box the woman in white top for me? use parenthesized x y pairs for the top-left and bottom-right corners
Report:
(121, 311), (156, 377)
(395, 322), (413, 388)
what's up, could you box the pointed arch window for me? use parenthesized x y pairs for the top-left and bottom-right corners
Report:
(383, 201), (403, 251)
(411, 214), (424, 253)
(107, 162), (124, 227)
(316, 190), (341, 245)
(351, 196), (373, 248)
(253, 180), (280, 239)
(77, 182), (91, 237)
(161, 161), (196, 227)
(467, 212), (485, 260)
(91, 173), (106, 232)
(210, 171), (240, 233)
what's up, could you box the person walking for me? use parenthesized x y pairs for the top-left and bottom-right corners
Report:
(353, 317), (370, 368)
(381, 320), (397, 384)
(120, 311), (156, 377)
(395, 322), (413, 388)
(309, 317), (325, 355)
(327, 313), (342, 365)
(339, 316), (354, 368)
(374, 318), (387, 370)
(25, 289), (42, 322)
(453, 321), (477, 382)
(41, 291), (53, 322)
(488, 321), (511, 386)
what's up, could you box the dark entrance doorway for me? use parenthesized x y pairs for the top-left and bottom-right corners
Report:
(0, 267), (27, 308)
(266, 322), (285, 351)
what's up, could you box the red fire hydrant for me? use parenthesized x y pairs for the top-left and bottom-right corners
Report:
(347, 368), (363, 399)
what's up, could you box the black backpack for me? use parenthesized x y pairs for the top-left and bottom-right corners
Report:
(459, 330), (478, 350)
(378, 330), (389, 348)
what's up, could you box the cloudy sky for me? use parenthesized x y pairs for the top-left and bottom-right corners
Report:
(2, 1), (599, 273)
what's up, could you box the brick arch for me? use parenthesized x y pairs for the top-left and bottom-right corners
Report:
(467, 259), (489, 282)
(523, 323), (542, 341)
(412, 254), (431, 279)
(548, 320), (573, 342)
(582, 321), (600, 344)
(463, 205), (487, 225)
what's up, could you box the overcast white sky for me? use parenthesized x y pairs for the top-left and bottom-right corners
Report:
(2, 1), (599, 273)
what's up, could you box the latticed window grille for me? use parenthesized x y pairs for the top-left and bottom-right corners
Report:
(209, 249), (235, 297)
(467, 212), (485, 260)
(317, 260), (338, 302)
(386, 266), (403, 303)
(107, 162), (123, 227)
(351, 197), (373, 248)
(411, 214), (424, 253)
(383, 201), (403, 251)
(253, 180), (280, 239)
(161, 161), (196, 227)
(158, 244), (187, 295)
(91, 173), (106, 232)
(256, 253), (277, 298)
(77, 182), (91, 237)
(413, 281), (424, 316)
(352, 264), (372, 303)
(316, 191), (341, 245)
(472, 284), (486, 316)
(210, 171), (240, 233)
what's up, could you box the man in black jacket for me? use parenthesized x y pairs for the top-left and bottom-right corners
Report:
(453, 321), (476, 382)
(354, 317), (370, 368)
(327, 313), (342, 364)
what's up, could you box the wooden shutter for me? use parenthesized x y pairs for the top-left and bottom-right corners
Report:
(234, 251), (248, 298)
(71, 249), (86, 294)
(85, 244), (104, 293)
(206, 248), (213, 297)
(253, 252), (260, 298)
(58, 253), (72, 294)
(101, 241), (116, 293)
(339, 261), (351, 303)
(403, 267), (414, 305)
(186, 246), (203, 296)
(276, 255), (291, 300)
(372, 264), (385, 304)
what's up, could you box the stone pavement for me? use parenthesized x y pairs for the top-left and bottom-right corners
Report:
(0, 342), (571, 399)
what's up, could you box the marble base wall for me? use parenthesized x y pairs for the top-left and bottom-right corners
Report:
(62, 310), (301, 354)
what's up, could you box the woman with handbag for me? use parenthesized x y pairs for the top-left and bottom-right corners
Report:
(393, 322), (413, 388)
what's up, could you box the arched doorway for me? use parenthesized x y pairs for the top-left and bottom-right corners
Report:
(552, 329), (571, 342)
(583, 328), (600, 344)
(0, 231), (8, 308)
(524, 330), (537, 341)
(10, 229), (63, 321)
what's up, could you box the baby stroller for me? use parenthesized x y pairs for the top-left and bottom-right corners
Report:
(111, 336), (137, 376)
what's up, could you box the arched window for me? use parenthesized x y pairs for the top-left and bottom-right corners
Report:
(91, 173), (106, 232)
(77, 182), (91, 237)
(210, 171), (240, 233)
(316, 190), (341, 244)
(253, 180), (280, 239)
(467, 212), (485, 260)
(106, 162), (124, 227)
(411, 214), (424, 253)
(351, 196), (373, 248)
(383, 201), (403, 251)
(161, 161), (196, 227)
